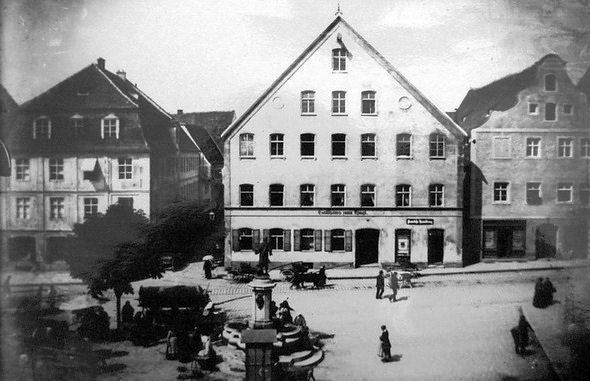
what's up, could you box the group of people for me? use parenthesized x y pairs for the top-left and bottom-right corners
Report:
(532, 277), (556, 308)
(375, 270), (400, 302)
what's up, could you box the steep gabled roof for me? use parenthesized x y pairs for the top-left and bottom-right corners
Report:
(176, 111), (235, 152)
(578, 66), (590, 101)
(221, 16), (467, 140)
(1, 85), (18, 113)
(455, 54), (565, 132)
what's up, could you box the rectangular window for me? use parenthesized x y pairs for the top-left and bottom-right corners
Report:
(563, 104), (573, 115)
(331, 229), (345, 251)
(580, 183), (590, 205)
(528, 103), (539, 115)
(34, 118), (51, 140)
(72, 117), (84, 136)
(361, 134), (376, 158)
(118, 158), (133, 179)
(102, 117), (118, 138)
(332, 49), (346, 71)
(526, 182), (542, 205)
(239, 133), (255, 157)
(83, 198), (98, 218)
(331, 134), (346, 157)
(238, 229), (253, 251)
(301, 91), (315, 114)
(545, 103), (557, 121)
(15, 159), (30, 181)
(493, 182), (510, 203)
(332, 91), (346, 114)
(396, 134), (412, 158)
(361, 91), (376, 114)
(49, 197), (65, 219)
(557, 138), (573, 158)
(269, 184), (284, 206)
(300, 184), (315, 206)
(526, 138), (541, 158)
(545, 74), (557, 91)
(429, 184), (444, 207)
(331, 184), (345, 206)
(580, 138), (590, 158)
(16, 198), (31, 219)
(118, 197), (134, 209)
(240, 184), (253, 206)
(360, 184), (376, 207)
(270, 229), (284, 251)
(49, 158), (64, 181)
(484, 230), (497, 250)
(270, 134), (284, 157)
(492, 136), (511, 158)
(557, 183), (573, 203)
(300, 229), (315, 251)
(300, 133), (315, 157)
(429, 134), (445, 159)
(396, 184), (411, 207)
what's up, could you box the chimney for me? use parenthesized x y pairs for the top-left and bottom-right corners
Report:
(177, 109), (183, 115)
(97, 57), (105, 70)
(116, 70), (126, 81)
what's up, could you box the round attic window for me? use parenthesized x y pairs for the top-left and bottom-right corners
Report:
(272, 97), (284, 109)
(399, 96), (412, 110)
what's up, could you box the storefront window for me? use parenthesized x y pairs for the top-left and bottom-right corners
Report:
(484, 230), (497, 250)
(512, 230), (525, 251)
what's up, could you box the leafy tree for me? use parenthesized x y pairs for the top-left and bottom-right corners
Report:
(64, 204), (155, 329)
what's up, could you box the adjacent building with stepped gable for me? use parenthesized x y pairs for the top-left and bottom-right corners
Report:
(0, 58), (213, 270)
(456, 54), (590, 262)
(221, 16), (468, 269)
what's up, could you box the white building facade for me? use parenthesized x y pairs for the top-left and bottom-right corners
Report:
(223, 17), (468, 269)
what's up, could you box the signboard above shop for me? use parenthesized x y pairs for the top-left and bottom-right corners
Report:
(406, 218), (434, 225)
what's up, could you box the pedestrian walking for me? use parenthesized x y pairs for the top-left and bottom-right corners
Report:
(379, 325), (392, 362)
(532, 277), (544, 308)
(542, 277), (556, 306)
(375, 270), (385, 299)
(388, 271), (399, 302)
(510, 307), (532, 354)
(203, 259), (213, 279)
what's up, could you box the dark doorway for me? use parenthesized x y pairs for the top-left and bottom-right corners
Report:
(8, 236), (35, 261)
(427, 229), (444, 264)
(536, 224), (557, 258)
(395, 229), (411, 265)
(355, 229), (379, 266)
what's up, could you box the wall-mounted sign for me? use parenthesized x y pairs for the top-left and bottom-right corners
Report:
(406, 218), (434, 225)
(318, 210), (367, 216)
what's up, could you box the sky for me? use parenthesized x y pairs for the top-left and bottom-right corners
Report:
(2, 0), (590, 115)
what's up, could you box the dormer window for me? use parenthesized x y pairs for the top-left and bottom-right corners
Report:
(33, 116), (51, 140)
(544, 74), (557, 91)
(332, 48), (346, 71)
(101, 114), (119, 139)
(71, 114), (84, 136)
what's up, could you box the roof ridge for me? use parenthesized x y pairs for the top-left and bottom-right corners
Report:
(96, 65), (139, 107)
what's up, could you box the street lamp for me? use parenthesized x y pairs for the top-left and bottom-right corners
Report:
(208, 210), (215, 222)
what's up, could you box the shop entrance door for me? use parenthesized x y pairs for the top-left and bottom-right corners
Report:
(427, 229), (444, 264)
(355, 229), (379, 266)
(395, 229), (411, 265)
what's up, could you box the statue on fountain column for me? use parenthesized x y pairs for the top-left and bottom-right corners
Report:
(255, 237), (272, 275)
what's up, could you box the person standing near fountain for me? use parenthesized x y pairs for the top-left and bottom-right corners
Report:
(256, 237), (272, 275)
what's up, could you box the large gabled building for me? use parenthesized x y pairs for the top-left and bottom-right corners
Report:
(222, 16), (468, 269)
(456, 54), (590, 262)
(1, 58), (212, 269)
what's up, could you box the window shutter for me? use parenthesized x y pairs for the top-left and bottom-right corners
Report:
(100, 119), (105, 139)
(252, 229), (261, 251)
(345, 230), (353, 252)
(294, 230), (301, 251)
(232, 230), (240, 252)
(263, 229), (270, 241)
(283, 230), (291, 251)
(315, 230), (323, 251)
(324, 230), (331, 252)
(116, 118), (120, 139)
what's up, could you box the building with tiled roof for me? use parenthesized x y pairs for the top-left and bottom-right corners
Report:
(0, 58), (212, 270)
(456, 55), (590, 262)
(0, 85), (17, 176)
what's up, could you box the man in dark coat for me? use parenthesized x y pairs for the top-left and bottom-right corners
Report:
(203, 259), (213, 279)
(532, 277), (544, 308)
(542, 277), (556, 306)
(256, 237), (272, 275)
(122, 301), (135, 325)
(379, 325), (392, 361)
(376, 270), (385, 299)
(511, 307), (532, 354)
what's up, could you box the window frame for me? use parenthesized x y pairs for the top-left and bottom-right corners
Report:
(544, 74), (557, 92)
(557, 137), (573, 158)
(429, 184), (445, 207)
(396, 133), (412, 159)
(33, 116), (51, 140)
(580, 138), (590, 158)
(395, 184), (412, 207)
(361, 133), (376, 159)
(361, 91), (377, 115)
(563, 104), (573, 115)
(16, 197), (31, 219)
(332, 48), (347, 72)
(300, 133), (316, 158)
(300, 184), (315, 207)
(331, 229), (346, 251)
(49, 197), (65, 220)
(525, 182), (542, 205)
(83, 197), (99, 218)
(301, 91), (316, 115)
(525, 137), (542, 158)
(300, 228), (315, 251)
(580, 183), (590, 205)
(238, 228), (253, 251)
(331, 184), (346, 207)
(269, 133), (284, 158)
(101, 114), (119, 139)
(492, 136), (512, 159)
(556, 183), (573, 204)
(528, 102), (539, 115)
(240, 184), (254, 206)
(269, 184), (284, 207)
(360, 184), (376, 207)
(544, 102), (557, 121)
(118, 158), (133, 180)
(270, 228), (285, 251)
(71, 114), (84, 136)
(331, 133), (347, 158)
(15, 159), (30, 181)
(429, 133), (446, 159)
(48, 158), (64, 181)
(239, 133), (255, 158)
(331, 91), (347, 115)
(493, 182), (510, 204)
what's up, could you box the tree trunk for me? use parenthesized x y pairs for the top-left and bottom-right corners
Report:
(115, 292), (122, 330)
